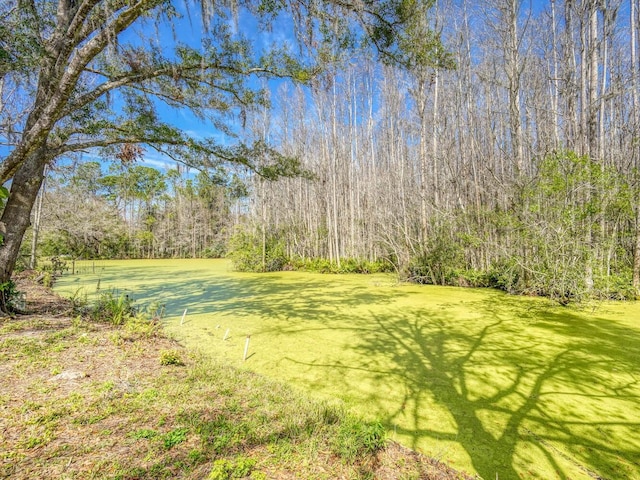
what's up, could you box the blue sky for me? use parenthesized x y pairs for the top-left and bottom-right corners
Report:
(123, 3), (298, 172)
(4, 0), (628, 177)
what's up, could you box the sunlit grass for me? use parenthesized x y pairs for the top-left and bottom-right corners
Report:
(1, 311), (396, 479)
(55, 259), (640, 479)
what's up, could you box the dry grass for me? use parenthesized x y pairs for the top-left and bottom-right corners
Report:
(0, 274), (475, 480)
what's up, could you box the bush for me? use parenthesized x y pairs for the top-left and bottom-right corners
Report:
(292, 257), (334, 273)
(404, 226), (466, 286)
(487, 259), (521, 293)
(202, 240), (227, 258)
(457, 269), (492, 288)
(228, 227), (288, 272)
(594, 272), (638, 301)
(292, 257), (393, 275)
(0, 280), (20, 312)
(89, 290), (137, 325)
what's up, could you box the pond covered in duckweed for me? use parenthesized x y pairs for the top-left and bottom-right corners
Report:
(55, 258), (640, 480)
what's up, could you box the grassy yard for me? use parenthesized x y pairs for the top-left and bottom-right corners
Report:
(55, 259), (640, 479)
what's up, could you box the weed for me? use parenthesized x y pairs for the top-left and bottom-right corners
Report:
(146, 300), (166, 321)
(188, 449), (206, 463)
(163, 427), (189, 449)
(160, 349), (184, 366)
(157, 414), (167, 427)
(98, 380), (115, 393)
(333, 417), (386, 462)
(130, 428), (159, 440)
(208, 457), (257, 479)
(90, 290), (136, 325)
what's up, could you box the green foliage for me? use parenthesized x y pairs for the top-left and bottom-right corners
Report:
(89, 291), (137, 325)
(456, 269), (492, 288)
(163, 427), (189, 449)
(0, 280), (19, 312)
(202, 241), (227, 259)
(333, 417), (386, 462)
(160, 349), (185, 366)
(497, 150), (635, 302)
(36, 256), (69, 287)
(486, 259), (521, 293)
(594, 271), (638, 301)
(293, 257), (394, 274)
(228, 226), (288, 272)
(406, 225), (465, 286)
(130, 428), (159, 440)
(396, 0), (455, 71)
(208, 457), (257, 479)
(392, 150), (637, 303)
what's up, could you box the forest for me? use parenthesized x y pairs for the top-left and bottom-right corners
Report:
(23, 0), (640, 300)
(22, 0), (640, 303)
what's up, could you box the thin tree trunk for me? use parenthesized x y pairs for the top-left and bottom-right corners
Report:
(29, 166), (47, 269)
(506, 0), (524, 174)
(631, 0), (640, 292)
(551, 0), (561, 147)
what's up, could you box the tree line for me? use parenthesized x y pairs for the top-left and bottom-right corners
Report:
(5, 0), (640, 304)
(235, 0), (640, 302)
(0, 0), (433, 312)
(24, 161), (241, 263)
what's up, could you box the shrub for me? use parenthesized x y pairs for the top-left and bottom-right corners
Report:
(89, 290), (137, 325)
(405, 227), (465, 286)
(292, 257), (394, 275)
(457, 269), (492, 288)
(487, 259), (520, 293)
(228, 227), (288, 272)
(594, 272), (638, 301)
(0, 280), (20, 312)
(202, 240), (227, 258)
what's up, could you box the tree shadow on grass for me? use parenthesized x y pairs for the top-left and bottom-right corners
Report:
(59, 264), (640, 479)
(110, 269), (401, 322)
(343, 298), (640, 480)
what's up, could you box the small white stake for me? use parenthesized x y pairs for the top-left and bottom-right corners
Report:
(243, 335), (251, 361)
(223, 328), (230, 341)
(180, 308), (188, 325)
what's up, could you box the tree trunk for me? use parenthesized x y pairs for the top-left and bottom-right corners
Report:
(551, 0), (561, 147)
(29, 167), (47, 269)
(0, 150), (47, 287)
(585, 2), (599, 292)
(505, 0), (524, 175)
(631, 0), (640, 292)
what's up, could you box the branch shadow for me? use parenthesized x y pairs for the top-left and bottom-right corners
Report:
(58, 262), (640, 479)
(340, 298), (640, 480)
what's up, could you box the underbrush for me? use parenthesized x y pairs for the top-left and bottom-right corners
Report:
(404, 254), (638, 304)
(292, 257), (394, 274)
